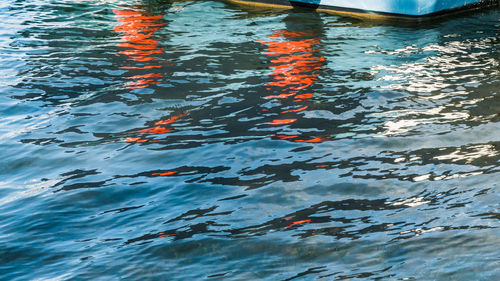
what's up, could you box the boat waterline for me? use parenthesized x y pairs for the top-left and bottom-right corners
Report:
(229, 0), (499, 19)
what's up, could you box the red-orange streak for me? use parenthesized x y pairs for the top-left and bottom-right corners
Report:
(152, 171), (178, 176)
(119, 49), (162, 56)
(113, 8), (166, 90)
(294, 219), (311, 225)
(159, 234), (175, 237)
(286, 219), (312, 229)
(113, 10), (142, 16)
(116, 42), (159, 50)
(266, 30), (315, 38)
(128, 79), (161, 89)
(269, 76), (314, 84)
(272, 53), (314, 64)
(115, 14), (164, 20)
(273, 135), (299, 140)
(269, 72), (315, 79)
(119, 32), (154, 42)
(120, 65), (162, 70)
(128, 56), (158, 62)
(262, 30), (324, 92)
(113, 10), (164, 19)
(118, 40), (157, 48)
(114, 22), (165, 32)
(135, 126), (171, 135)
(154, 113), (187, 125)
(264, 40), (318, 53)
(129, 73), (163, 79)
(295, 137), (328, 143)
(268, 77), (316, 89)
(281, 106), (308, 113)
(265, 93), (296, 99)
(128, 79), (153, 89)
(121, 13), (163, 19)
(125, 137), (148, 143)
(268, 77), (316, 88)
(268, 119), (297, 125)
(294, 93), (313, 100)
(128, 84), (148, 89)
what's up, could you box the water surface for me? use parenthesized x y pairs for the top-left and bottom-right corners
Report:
(0, 0), (499, 280)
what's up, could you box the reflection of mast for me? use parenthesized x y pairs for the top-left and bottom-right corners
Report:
(113, 7), (166, 89)
(261, 28), (328, 143)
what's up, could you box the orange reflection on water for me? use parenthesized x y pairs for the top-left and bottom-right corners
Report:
(158, 232), (176, 237)
(281, 106), (308, 114)
(155, 113), (187, 125)
(124, 113), (187, 144)
(265, 93), (296, 99)
(294, 136), (329, 143)
(124, 137), (148, 143)
(261, 29), (328, 143)
(271, 134), (299, 140)
(268, 119), (297, 125)
(294, 93), (313, 100)
(113, 7), (166, 89)
(134, 126), (171, 135)
(262, 30), (324, 96)
(286, 219), (312, 229)
(152, 171), (178, 176)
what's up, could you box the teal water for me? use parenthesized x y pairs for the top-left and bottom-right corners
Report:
(0, 0), (499, 280)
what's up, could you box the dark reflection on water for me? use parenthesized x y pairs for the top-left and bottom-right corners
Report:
(0, 0), (499, 280)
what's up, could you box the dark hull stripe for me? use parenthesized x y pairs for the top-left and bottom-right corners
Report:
(229, 0), (499, 20)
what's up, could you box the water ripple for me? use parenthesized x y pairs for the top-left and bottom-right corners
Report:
(0, 0), (499, 280)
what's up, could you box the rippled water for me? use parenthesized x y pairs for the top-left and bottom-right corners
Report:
(1, 0), (499, 280)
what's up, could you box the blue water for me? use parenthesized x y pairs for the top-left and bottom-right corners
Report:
(0, 0), (499, 280)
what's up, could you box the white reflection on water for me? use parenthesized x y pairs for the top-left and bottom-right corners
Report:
(368, 34), (498, 138)
(433, 170), (484, 181)
(372, 36), (498, 93)
(434, 144), (497, 164)
(373, 106), (470, 137)
(389, 196), (430, 207)
(400, 226), (444, 236)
